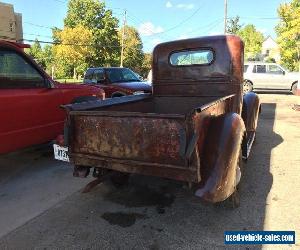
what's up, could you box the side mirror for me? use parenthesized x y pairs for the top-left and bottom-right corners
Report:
(282, 71), (285, 75)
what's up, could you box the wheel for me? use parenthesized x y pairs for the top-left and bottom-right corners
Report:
(73, 165), (90, 178)
(243, 80), (253, 94)
(291, 82), (298, 95)
(215, 189), (240, 209)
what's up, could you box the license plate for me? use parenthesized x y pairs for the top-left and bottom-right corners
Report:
(53, 144), (70, 162)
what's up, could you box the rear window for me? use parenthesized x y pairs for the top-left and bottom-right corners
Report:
(244, 65), (249, 72)
(169, 49), (214, 66)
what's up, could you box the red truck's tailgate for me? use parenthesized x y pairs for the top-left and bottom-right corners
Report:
(69, 113), (187, 166)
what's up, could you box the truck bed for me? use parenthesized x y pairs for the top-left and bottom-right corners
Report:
(64, 94), (235, 183)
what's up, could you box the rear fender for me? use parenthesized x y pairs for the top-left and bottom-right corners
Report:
(195, 113), (245, 203)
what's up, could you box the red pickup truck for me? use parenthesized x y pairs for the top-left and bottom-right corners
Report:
(0, 40), (105, 154)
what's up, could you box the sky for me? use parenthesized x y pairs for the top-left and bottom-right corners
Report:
(2, 0), (286, 52)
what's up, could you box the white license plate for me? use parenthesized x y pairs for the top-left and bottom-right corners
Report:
(53, 144), (70, 162)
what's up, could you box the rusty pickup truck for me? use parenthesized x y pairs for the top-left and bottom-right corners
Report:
(55, 35), (260, 207)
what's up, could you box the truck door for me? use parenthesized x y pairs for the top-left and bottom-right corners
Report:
(0, 48), (63, 153)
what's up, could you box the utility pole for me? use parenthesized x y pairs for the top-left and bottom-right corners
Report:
(224, 0), (227, 34)
(120, 9), (127, 67)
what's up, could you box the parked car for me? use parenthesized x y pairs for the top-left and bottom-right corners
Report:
(54, 35), (260, 208)
(83, 67), (152, 98)
(243, 62), (299, 94)
(0, 40), (105, 154)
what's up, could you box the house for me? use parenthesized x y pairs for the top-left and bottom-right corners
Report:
(262, 36), (280, 62)
(0, 2), (23, 42)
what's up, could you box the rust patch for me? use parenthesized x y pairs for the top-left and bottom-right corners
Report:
(73, 116), (184, 166)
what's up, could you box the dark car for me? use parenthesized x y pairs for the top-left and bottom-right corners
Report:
(83, 67), (152, 98)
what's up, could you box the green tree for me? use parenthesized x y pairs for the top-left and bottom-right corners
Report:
(53, 25), (94, 79)
(227, 16), (242, 34)
(64, 0), (120, 67)
(26, 39), (45, 68)
(238, 24), (264, 60)
(276, 0), (300, 71)
(42, 45), (55, 76)
(120, 25), (144, 73)
(140, 53), (152, 78)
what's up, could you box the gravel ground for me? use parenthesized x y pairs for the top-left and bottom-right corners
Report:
(0, 93), (299, 250)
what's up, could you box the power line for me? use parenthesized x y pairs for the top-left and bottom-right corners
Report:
(23, 32), (53, 39)
(126, 14), (173, 40)
(224, 0), (228, 34)
(127, 2), (206, 37)
(189, 18), (224, 35)
(51, 0), (67, 4)
(23, 21), (55, 30)
(159, 4), (206, 34)
(238, 16), (280, 20)
(22, 39), (121, 48)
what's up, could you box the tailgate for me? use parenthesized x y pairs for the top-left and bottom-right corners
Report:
(69, 112), (188, 166)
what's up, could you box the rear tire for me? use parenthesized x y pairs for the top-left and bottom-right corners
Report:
(73, 165), (90, 178)
(243, 80), (253, 94)
(292, 82), (298, 95)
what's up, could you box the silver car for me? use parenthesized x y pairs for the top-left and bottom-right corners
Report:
(243, 62), (299, 95)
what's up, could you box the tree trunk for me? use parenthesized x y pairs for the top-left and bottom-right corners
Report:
(73, 67), (76, 80)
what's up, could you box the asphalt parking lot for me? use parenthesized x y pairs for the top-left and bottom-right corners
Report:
(0, 93), (299, 250)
